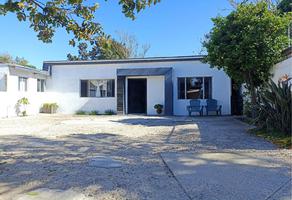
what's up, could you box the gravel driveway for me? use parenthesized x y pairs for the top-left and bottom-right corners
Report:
(0, 115), (291, 200)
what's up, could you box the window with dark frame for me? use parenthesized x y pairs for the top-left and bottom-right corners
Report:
(37, 79), (46, 92)
(80, 79), (115, 98)
(18, 77), (28, 92)
(178, 77), (212, 99)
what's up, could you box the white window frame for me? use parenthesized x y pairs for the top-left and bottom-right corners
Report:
(37, 79), (46, 92)
(18, 77), (28, 92)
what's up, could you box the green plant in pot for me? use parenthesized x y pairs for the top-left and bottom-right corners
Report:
(17, 97), (29, 116)
(154, 104), (163, 114)
(41, 103), (59, 113)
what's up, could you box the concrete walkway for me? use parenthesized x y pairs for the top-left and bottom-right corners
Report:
(160, 152), (291, 200)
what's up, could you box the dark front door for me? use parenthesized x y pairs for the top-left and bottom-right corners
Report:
(128, 78), (147, 114)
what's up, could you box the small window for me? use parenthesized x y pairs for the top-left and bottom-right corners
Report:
(37, 79), (46, 92)
(18, 77), (28, 92)
(0, 73), (7, 91)
(80, 79), (115, 98)
(178, 78), (185, 99)
(178, 77), (212, 99)
(80, 80), (88, 97)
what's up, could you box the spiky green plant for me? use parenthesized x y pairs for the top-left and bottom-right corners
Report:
(254, 79), (291, 135)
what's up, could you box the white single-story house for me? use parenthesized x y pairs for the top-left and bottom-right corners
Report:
(1, 55), (244, 117)
(43, 56), (234, 116)
(0, 63), (49, 117)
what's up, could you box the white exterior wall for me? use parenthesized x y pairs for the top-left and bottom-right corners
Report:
(0, 65), (48, 118)
(47, 60), (231, 115)
(46, 65), (117, 114)
(147, 76), (165, 115)
(172, 62), (231, 115)
(272, 57), (292, 83)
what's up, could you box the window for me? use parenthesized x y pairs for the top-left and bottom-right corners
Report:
(18, 77), (28, 92)
(178, 77), (212, 99)
(37, 79), (46, 92)
(178, 78), (185, 99)
(80, 79), (115, 97)
(0, 73), (7, 91)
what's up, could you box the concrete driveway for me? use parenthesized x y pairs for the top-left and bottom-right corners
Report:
(0, 115), (291, 200)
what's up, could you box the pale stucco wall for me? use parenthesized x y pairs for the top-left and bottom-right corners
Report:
(46, 60), (231, 115)
(0, 65), (48, 118)
(272, 57), (292, 83)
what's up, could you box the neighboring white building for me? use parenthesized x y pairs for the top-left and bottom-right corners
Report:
(43, 56), (233, 116)
(272, 50), (292, 83)
(0, 64), (49, 117)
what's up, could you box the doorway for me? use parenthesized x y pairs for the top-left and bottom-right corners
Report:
(231, 80), (243, 115)
(127, 78), (147, 114)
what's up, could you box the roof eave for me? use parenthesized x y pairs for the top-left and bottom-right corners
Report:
(42, 55), (206, 70)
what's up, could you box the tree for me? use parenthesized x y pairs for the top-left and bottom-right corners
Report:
(67, 32), (151, 60)
(203, 1), (291, 117)
(0, 53), (13, 63)
(67, 34), (130, 60)
(15, 56), (29, 66)
(117, 31), (150, 58)
(0, 53), (36, 68)
(0, 0), (160, 46)
(277, 0), (292, 13)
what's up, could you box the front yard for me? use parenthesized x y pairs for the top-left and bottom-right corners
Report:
(0, 115), (291, 200)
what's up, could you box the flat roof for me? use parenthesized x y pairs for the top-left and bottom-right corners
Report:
(0, 63), (49, 76)
(43, 55), (205, 70)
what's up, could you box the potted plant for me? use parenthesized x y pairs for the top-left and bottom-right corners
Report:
(50, 103), (59, 113)
(16, 97), (29, 116)
(154, 104), (163, 114)
(41, 103), (58, 113)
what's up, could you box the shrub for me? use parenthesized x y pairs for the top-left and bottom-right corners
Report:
(243, 100), (253, 118)
(254, 79), (291, 135)
(104, 109), (116, 115)
(75, 110), (87, 115)
(89, 110), (99, 115)
(18, 97), (29, 105)
(41, 103), (58, 113)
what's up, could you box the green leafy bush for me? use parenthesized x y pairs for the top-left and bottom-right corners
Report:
(89, 110), (99, 115)
(104, 109), (116, 115)
(41, 103), (58, 113)
(254, 79), (291, 135)
(75, 110), (87, 115)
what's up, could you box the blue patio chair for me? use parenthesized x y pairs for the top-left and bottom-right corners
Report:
(205, 99), (222, 116)
(187, 100), (203, 116)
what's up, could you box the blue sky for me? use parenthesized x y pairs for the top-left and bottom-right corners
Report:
(0, 0), (233, 68)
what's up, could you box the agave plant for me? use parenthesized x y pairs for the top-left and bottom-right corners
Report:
(254, 78), (291, 135)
